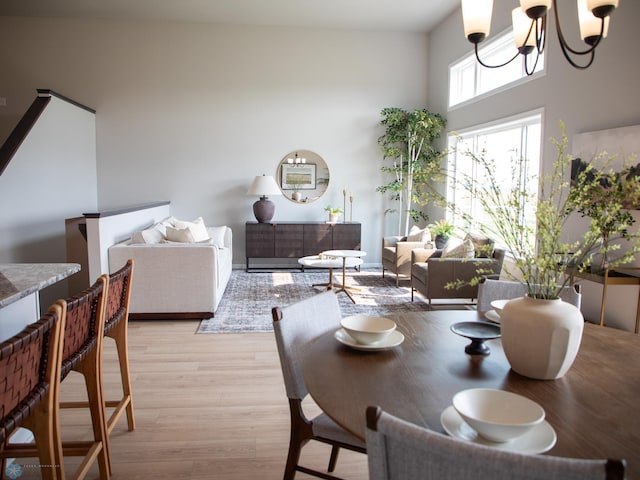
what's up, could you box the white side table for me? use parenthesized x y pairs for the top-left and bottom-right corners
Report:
(321, 250), (367, 303)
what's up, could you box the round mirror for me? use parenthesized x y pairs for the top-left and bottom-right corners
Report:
(276, 150), (330, 203)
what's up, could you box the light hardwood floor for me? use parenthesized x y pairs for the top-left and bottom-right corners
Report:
(17, 320), (369, 480)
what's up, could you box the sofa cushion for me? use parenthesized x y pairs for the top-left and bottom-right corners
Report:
(166, 226), (197, 243)
(407, 225), (430, 242)
(130, 223), (166, 244)
(208, 226), (227, 248)
(172, 216), (210, 242)
(442, 237), (475, 258)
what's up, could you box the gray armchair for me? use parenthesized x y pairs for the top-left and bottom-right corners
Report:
(411, 246), (506, 306)
(382, 236), (435, 286)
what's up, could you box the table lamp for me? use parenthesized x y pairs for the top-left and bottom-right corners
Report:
(247, 174), (282, 223)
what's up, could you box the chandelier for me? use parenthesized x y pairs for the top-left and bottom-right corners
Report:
(461, 0), (619, 75)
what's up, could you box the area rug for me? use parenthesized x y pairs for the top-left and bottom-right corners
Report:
(197, 269), (432, 333)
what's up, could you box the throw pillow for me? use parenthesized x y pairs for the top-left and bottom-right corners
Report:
(465, 232), (494, 258)
(442, 237), (475, 258)
(208, 226), (227, 248)
(166, 226), (196, 243)
(130, 224), (166, 244)
(407, 225), (431, 242)
(172, 216), (210, 242)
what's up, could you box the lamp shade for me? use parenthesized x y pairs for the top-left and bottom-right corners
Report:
(512, 7), (536, 51)
(462, 0), (493, 43)
(579, 0), (610, 42)
(247, 174), (281, 223)
(247, 175), (282, 197)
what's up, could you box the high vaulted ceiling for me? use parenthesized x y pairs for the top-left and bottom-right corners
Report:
(0, 0), (461, 33)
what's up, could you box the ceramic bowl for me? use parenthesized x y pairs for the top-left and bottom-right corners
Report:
(340, 315), (396, 345)
(490, 299), (510, 316)
(452, 388), (545, 442)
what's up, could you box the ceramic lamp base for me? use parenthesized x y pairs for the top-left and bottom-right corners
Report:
(253, 196), (275, 223)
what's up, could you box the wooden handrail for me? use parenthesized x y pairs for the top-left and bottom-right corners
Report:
(0, 89), (96, 176)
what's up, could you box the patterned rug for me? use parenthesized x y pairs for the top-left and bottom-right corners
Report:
(197, 269), (432, 333)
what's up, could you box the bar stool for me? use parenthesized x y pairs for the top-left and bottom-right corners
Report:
(58, 275), (111, 479)
(0, 304), (66, 480)
(103, 259), (135, 433)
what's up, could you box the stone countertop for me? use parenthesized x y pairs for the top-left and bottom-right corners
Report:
(0, 263), (81, 308)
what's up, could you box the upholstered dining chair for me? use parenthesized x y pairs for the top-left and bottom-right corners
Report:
(272, 291), (366, 480)
(0, 304), (65, 480)
(476, 278), (581, 315)
(57, 275), (111, 479)
(365, 406), (626, 480)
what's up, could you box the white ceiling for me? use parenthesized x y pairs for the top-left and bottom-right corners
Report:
(0, 0), (461, 33)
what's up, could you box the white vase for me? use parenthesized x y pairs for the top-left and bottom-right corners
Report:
(500, 295), (584, 380)
(329, 213), (339, 223)
(291, 191), (301, 201)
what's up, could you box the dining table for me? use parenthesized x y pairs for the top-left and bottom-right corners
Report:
(302, 310), (640, 479)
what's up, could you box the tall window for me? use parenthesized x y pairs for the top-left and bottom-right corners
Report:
(446, 113), (542, 248)
(449, 30), (544, 108)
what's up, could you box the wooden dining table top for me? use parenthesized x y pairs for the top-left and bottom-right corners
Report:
(302, 310), (640, 479)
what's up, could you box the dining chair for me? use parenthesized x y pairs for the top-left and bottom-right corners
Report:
(0, 304), (65, 480)
(57, 275), (111, 479)
(365, 405), (626, 480)
(272, 291), (366, 480)
(476, 278), (581, 315)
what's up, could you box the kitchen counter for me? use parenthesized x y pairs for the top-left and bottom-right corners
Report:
(0, 263), (80, 308)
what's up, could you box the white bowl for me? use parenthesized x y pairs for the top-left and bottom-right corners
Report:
(490, 299), (510, 316)
(340, 315), (396, 345)
(452, 388), (545, 442)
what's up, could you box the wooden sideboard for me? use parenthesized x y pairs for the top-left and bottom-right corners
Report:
(245, 221), (361, 271)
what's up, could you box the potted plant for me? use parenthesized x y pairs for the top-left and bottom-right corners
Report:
(377, 108), (446, 236)
(447, 124), (640, 379)
(428, 219), (455, 248)
(325, 205), (343, 223)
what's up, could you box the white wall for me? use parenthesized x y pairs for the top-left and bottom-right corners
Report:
(0, 94), (97, 307)
(0, 16), (432, 267)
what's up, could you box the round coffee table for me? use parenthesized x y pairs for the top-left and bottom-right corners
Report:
(321, 250), (367, 303)
(298, 254), (364, 292)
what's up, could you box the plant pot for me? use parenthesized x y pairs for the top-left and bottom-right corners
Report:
(500, 295), (584, 380)
(328, 213), (339, 223)
(435, 234), (448, 249)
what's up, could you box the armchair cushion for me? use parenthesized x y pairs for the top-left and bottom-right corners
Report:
(442, 237), (475, 258)
(407, 225), (431, 242)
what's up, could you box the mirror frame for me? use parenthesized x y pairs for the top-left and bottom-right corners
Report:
(276, 149), (330, 203)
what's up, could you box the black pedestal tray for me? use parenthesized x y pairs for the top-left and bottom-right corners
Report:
(450, 321), (501, 356)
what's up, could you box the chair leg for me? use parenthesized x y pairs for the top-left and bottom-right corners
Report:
(283, 436), (304, 480)
(79, 357), (111, 479)
(328, 445), (340, 472)
(112, 325), (136, 432)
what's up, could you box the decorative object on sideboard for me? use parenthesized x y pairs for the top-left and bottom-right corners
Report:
(247, 174), (281, 223)
(350, 191), (354, 223)
(325, 205), (343, 224)
(461, 0), (619, 75)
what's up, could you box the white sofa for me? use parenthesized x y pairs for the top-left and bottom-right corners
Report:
(108, 225), (232, 319)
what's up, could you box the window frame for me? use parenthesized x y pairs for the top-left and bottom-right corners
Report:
(448, 28), (545, 110)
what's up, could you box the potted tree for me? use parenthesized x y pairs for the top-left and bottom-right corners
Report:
(377, 108), (446, 236)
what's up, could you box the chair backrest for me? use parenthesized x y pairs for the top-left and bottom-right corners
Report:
(60, 275), (108, 380)
(365, 406), (626, 480)
(271, 291), (342, 400)
(105, 259), (134, 335)
(476, 278), (581, 314)
(0, 303), (64, 445)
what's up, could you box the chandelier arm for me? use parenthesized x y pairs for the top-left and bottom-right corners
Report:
(474, 43), (521, 69)
(524, 49), (542, 76)
(535, 16), (546, 55)
(552, 0), (602, 56)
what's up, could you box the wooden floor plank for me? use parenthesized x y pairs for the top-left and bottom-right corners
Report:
(14, 320), (369, 479)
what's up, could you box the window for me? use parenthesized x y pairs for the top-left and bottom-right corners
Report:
(449, 30), (544, 108)
(446, 113), (542, 248)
